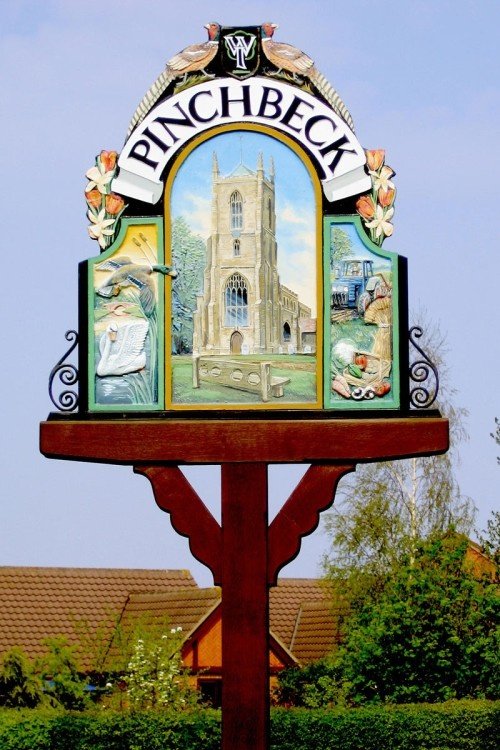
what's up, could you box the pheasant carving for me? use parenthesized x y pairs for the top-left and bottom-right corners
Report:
(260, 23), (354, 131)
(127, 22), (221, 137)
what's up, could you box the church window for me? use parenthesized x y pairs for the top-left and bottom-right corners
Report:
(230, 191), (243, 230)
(225, 273), (248, 326)
(268, 198), (273, 229)
(233, 238), (241, 256)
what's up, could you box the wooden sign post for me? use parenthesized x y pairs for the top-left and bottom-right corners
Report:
(40, 418), (447, 750)
(42, 22), (448, 750)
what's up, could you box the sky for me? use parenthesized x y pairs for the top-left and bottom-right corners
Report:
(1, 0), (498, 587)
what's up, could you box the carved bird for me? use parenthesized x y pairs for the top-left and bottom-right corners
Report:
(97, 321), (149, 377)
(260, 23), (354, 132)
(95, 257), (177, 317)
(127, 22), (221, 137)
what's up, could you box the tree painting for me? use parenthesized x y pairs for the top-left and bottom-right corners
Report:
(171, 216), (205, 354)
(330, 226), (353, 269)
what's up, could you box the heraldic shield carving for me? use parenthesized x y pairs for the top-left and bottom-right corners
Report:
(54, 23), (418, 416)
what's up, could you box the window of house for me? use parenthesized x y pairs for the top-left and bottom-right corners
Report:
(225, 273), (248, 326)
(230, 191), (243, 230)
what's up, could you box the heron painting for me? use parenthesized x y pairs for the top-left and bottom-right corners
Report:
(90, 220), (168, 409)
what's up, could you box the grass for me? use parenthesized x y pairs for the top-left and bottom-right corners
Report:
(171, 355), (317, 405)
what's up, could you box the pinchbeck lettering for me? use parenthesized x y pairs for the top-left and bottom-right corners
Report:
(113, 78), (370, 204)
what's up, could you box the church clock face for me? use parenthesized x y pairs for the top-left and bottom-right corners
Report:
(165, 126), (322, 409)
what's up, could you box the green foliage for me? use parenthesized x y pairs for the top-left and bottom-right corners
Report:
(479, 510), (500, 570)
(337, 535), (500, 704)
(38, 638), (89, 711)
(171, 216), (206, 354)
(330, 227), (353, 268)
(0, 649), (45, 709)
(270, 701), (500, 750)
(1, 702), (499, 750)
(123, 626), (197, 711)
(274, 660), (345, 708)
(0, 708), (221, 750)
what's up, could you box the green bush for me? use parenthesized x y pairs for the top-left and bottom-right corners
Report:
(0, 708), (221, 750)
(0, 701), (498, 750)
(270, 701), (500, 750)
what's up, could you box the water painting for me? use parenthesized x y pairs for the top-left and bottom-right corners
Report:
(89, 219), (167, 410)
(167, 128), (321, 409)
(325, 217), (400, 409)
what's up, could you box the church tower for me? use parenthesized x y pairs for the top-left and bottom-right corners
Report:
(193, 151), (281, 355)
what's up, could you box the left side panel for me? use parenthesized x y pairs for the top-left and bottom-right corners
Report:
(84, 217), (165, 412)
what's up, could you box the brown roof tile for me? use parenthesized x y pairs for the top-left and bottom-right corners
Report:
(270, 578), (331, 648)
(120, 588), (221, 638)
(290, 600), (345, 664)
(0, 567), (196, 667)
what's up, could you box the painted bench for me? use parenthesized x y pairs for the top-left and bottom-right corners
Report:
(192, 356), (290, 402)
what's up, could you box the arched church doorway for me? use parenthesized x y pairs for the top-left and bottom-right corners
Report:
(283, 322), (291, 342)
(230, 331), (243, 354)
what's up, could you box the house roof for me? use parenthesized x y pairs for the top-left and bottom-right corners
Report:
(0, 567), (196, 666)
(290, 600), (344, 664)
(269, 578), (331, 649)
(119, 588), (221, 641)
(0, 568), (342, 668)
(298, 318), (317, 334)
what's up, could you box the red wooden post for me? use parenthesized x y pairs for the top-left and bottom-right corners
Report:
(221, 463), (269, 750)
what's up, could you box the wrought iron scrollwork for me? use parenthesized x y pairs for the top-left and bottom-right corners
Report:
(409, 326), (439, 408)
(48, 330), (79, 412)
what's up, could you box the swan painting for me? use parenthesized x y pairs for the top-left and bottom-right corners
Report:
(97, 320), (149, 377)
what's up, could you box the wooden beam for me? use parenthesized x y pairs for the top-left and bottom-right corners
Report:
(40, 417), (449, 465)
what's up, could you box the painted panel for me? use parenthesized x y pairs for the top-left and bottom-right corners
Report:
(87, 218), (166, 411)
(165, 126), (322, 410)
(324, 216), (401, 409)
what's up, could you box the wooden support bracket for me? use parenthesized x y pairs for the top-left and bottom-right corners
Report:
(268, 463), (355, 584)
(134, 465), (222, 583)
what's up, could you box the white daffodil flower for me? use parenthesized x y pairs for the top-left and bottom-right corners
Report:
(369, 165), (395, 193)
(85, 164), (114, 194)
(87, 208), (115, 248)
(366, 205), (394, 238)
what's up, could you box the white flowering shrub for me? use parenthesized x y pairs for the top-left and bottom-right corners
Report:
(125, 627), (196, 710)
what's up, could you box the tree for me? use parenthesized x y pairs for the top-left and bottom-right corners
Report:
(171, 216), (206, 354)
(38, 637), (89, 710)
(274, 659), (345, 708)
(124, 626), (197, 711)
(0, 648), (44, 708)
(330, 226), (353, 270)
(492, 417), (499, 464)
(337, 534), (499, 704)
(479, 510), (500, 570)
(323, 320), (475, 606)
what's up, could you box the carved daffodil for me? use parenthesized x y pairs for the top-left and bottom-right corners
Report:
(365, 205), (394, 239)
(369, 165), (395, 193)
(87, 209), (115, 248)
(85, 163), (114, 194)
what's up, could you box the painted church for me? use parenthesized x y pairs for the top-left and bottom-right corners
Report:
(192, 152), (314, 356)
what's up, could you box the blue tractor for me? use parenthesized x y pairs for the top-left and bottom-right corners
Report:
(331, 259), (388, 316)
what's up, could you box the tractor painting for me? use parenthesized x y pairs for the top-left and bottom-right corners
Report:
(331, 259), (389, 317)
